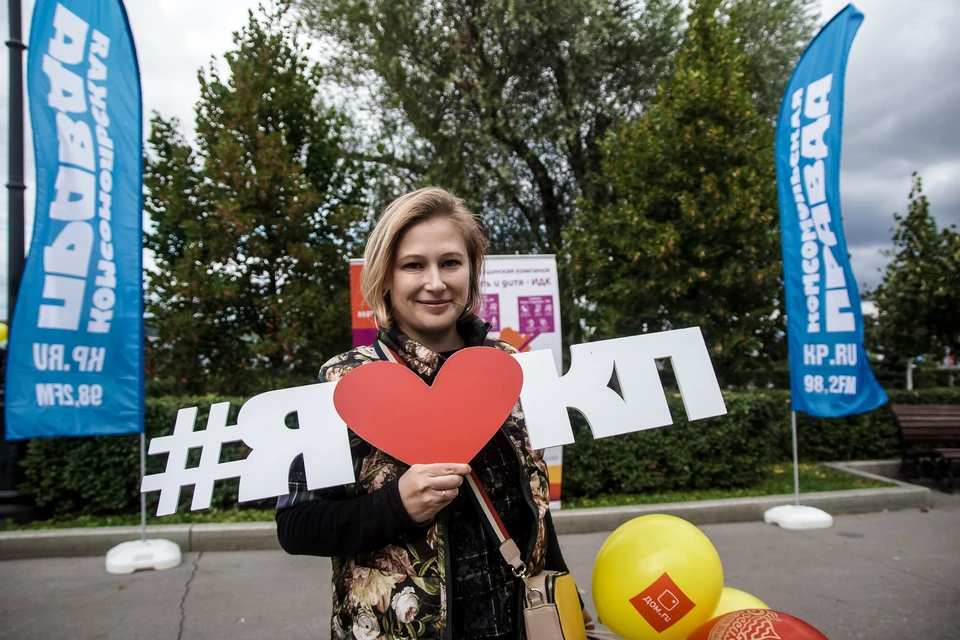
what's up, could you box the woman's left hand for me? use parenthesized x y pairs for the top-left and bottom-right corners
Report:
(582, 607), (595, 631)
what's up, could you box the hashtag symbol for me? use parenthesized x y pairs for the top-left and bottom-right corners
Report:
(141, 402), (247, 516)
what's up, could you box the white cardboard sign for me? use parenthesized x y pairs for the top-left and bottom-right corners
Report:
(141, 327), (726, 516)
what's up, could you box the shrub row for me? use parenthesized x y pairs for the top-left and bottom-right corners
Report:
(562, 387), (960, 498)
(18, 388), (960, 516)
(719, 363), (957, 391)
(20, 396), (250, 517)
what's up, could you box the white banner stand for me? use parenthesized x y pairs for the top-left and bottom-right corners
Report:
(763, 412), (833, 531)
(105, 433), (182, 574)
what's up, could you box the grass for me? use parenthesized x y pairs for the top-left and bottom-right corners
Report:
(1, 464), (894, 531)
(561, 463), (895, 509)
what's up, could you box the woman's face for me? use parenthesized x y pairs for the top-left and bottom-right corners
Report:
(388, 217), (471, 351)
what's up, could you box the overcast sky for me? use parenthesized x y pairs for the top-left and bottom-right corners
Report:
(1, 0), (958, 322)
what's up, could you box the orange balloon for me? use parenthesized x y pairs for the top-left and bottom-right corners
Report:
(686, 609), (829, 640)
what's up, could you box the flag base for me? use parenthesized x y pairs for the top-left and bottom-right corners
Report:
(105, 539), (182, 575)
(763, 504), (834, 530)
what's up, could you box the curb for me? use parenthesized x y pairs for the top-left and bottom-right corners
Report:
(0, 461), (931, 560)
(552, 485), (930, 534)
(0, 522), (282, 561)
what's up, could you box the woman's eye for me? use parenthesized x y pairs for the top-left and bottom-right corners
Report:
(402, 262), (422, 270)
(443, 259), (462, 268)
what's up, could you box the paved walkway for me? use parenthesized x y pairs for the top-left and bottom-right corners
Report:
(2, 492), (958, 640)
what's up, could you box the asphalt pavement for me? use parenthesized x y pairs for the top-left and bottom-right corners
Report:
(1, 491), (958, 640)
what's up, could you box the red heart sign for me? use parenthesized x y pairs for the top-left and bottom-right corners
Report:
(333, 347), (523, 465)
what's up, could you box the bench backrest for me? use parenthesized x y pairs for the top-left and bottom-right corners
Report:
(890, 404), (960, 446)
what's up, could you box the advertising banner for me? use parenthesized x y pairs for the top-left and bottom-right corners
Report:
(477, 255), (563, 507)
(6, 0), (143, 439)
(775, 3), (887, 417)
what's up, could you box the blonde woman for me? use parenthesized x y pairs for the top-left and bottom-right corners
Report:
(277, 187), (591, 639)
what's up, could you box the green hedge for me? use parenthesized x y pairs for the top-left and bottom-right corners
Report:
(17, 388), (960, 516)
(562, 387), (960, 498)
(20, 396), (253, 517)
(718, 363), (957, 391)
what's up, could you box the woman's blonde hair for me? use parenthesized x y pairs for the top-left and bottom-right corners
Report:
(361, 187), (489, 328)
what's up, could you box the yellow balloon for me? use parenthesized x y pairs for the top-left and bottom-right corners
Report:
(710, 587), (769, 618)
(593, 515), (724, 640)
(0, 322), (7, 342)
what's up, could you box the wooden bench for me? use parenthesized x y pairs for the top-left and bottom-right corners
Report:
(890, 404), (960, 492)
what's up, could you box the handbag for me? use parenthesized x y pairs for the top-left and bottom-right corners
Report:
(464, 471), (587, 640)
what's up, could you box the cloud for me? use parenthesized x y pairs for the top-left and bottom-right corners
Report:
(126, 0), (257, 144)
(0, 0), (258, 320)
(1, 0), (957, 321)
(819, 0), (960, 289)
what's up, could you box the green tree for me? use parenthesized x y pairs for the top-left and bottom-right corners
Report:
(871, 173), (960, 363)
(145, 6), (366, 395)
(295, 0), (684, 252)
(726, 0), (819, 120)
(292, 0), (814, 345)
(294, 0), (686, 346)
(144, 117), (245, 394)
(567, 0), (783, 380)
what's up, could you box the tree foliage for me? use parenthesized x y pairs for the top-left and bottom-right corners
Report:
(870, 173), (960, 361)
(295, 0), (684, 256)
(726, 0), (819, 120)
(567, 0), (784, 380)
(144, 7), (366, 395)
(293, 0), (814, 346)
(140, 0), (819, 390)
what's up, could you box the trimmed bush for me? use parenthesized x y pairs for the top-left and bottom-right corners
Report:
(562, 387), (960, 498)
(17, 388), (960, 515)
(20, 396), (252, 516)
(562, 392), (783, 497)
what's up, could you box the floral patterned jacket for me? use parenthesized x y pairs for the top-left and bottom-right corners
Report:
(285, 320), (552, 639)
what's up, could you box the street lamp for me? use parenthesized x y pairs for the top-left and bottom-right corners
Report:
(2, 0), (30, 520)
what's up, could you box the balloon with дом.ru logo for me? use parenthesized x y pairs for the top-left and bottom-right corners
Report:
(592, 515), (723, 640)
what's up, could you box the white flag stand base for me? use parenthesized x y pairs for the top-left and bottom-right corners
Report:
(104, 435), (183, 575)
(105, 539), (182, 575)
(763, 504), (834, 530)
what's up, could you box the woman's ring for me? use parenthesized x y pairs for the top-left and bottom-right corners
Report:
(441, 490), (447, 499)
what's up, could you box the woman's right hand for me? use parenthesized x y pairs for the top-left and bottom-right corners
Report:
(398, 463), (471, 524)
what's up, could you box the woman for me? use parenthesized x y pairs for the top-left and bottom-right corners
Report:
(277, 187), (591, 639)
